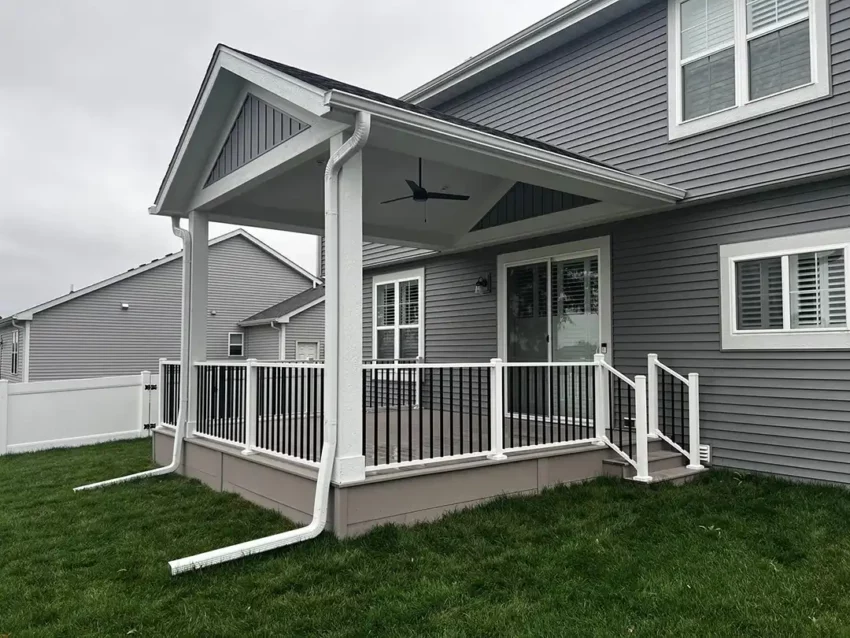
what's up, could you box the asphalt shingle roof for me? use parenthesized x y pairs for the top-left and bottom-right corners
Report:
(240, 286), (325, 325)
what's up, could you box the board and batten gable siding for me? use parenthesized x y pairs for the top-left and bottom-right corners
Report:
(361, 176), (850, 485)
(245, 324), (281, 360)
(435, 0), (850, 199)
(0, 325), (23, 382)
(27, 235), (315, 381)
(285, 302), (325, 360)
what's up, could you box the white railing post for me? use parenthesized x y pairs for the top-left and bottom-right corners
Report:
(158, 358), (166, 428)
(243, 359), (258, 455)
(633, 374), (652, 482)
(687, 373), (703, 469)
(487, 358), (506, 460)
(647, 354), (659, 438)
(139, 370), (151, 436)
(593, 354), (608, 445)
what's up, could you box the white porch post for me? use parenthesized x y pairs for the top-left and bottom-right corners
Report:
(331, 134), (366, 483)
(187, 210), (208, 437)
(647, 353), (659, 438)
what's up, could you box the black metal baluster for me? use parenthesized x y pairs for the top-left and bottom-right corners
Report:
(449, 368), (455, 456)
(287, 367), (293, 456)
(679, 376), (685, 449)
(477, 367), (483, 453)
(628, 383), (634, 454)
(372, 367), (377, 465)
(440, 368), (445, 457)
(319, 367), (324, 452)
(408, 368), (413, 461)
(509, 367), (514, 448)
(362, 367), (366, 457)
(578, 365), (585, 440)
(428, 369), (434, 459)
(385, 370), (391, 465)
(555, 365), (561, 442)
(306, 367), (312, 460)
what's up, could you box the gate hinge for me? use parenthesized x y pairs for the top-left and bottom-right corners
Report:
(143, 423), (157, 430)
(144, 384), (157, 391)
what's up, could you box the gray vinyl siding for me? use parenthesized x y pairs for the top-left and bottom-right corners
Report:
(0, 325), (23, 382)
(27, 235), (314, 381)
(322, 237), (436, 276)
(285, 302), (325, 360)
(245, 325), (281, 360)
(362, 175), (850, 485)
(205, 94), (309, 186)
(436, 0), (850, 199)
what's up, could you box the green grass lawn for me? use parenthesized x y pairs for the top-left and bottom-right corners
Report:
(1, 441), (850, 637)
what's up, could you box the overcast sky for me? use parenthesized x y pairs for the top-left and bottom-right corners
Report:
(0, 0), (567, 316)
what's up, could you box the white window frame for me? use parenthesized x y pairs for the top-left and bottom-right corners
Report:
(720, 228), (850, 350)
(10, 329), (18, 375)
(372, 268), (425, 361)
(295, 340), (321, 361)
(668, 0), (831, 140)
(227, 332), (245, 358)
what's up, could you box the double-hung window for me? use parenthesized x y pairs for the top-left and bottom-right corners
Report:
(720, 229), (850, 349)
(10, 330), (18, 375)
(228, 332), (244, 357)
(669, 0), (830, 138)
(373, 268), (424, 361)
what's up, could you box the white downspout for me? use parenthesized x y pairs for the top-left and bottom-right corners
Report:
(75, 216), (193, 491)
(168, 112), (371, 575)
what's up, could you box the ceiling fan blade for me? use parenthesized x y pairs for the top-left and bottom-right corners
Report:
(380, 195), (415, 204)
(425, 192), (470, 201)
(405, 179), (426, 196)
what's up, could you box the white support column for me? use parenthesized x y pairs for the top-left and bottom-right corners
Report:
(333, 135), (366, 483)
(687, 373), (704, 470)
(139, 370), (151, 435)
(647, 353), (659, 438)
(487, 358), (506, 460)
(187, 210), (208, 437)
(633, 374), (652, 482)
(243, 359), (258, 456)
(593, 354), (608, 445)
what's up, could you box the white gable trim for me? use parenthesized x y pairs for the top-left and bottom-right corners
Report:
(12, 229), (319, 320)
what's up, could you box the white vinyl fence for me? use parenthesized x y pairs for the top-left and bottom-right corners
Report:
(0, 371), (158, 455)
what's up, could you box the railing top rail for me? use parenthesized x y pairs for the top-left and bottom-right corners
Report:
(193, 360), (325, 368)
(501, 361), (596, 368)
(600, 360), (637, 388)
(363, 362), (494, 370)
(161, 360), (181, 365)
(652, 359), (690, 385)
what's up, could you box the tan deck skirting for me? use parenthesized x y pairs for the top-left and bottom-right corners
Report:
(154, 428), (612, 538)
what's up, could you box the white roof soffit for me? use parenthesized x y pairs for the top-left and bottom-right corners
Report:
(401, 0), (645, 108)
(324, 90), (685, 206)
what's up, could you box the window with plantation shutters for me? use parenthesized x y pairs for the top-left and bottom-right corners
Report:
(669, 0), (829, 139)
(373, 269), (424, 362)
(721, 230), (850, 350)
(735, 257), (783, 330)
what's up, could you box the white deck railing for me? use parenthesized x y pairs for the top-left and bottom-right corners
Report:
(647, 354), (703, 470)
(159, 356), (657, 477)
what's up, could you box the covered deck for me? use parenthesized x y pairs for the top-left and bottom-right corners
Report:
(149, 44), (698, 535)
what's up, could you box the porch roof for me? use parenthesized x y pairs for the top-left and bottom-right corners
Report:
(151, 45), (686, 251)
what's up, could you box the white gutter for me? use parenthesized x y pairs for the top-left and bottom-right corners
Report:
(167, 112), (372, 575)
(74, 217), (193, 491)
(325, 90), (686, 203)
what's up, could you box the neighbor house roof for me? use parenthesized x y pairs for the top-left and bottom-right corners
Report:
(0, 229), (321, 328)
(239, 286), (325, 327)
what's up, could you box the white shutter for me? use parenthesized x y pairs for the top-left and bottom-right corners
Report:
(746, 0), (808, 33)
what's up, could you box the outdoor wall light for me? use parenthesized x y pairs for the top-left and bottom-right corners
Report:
(121, 303), (130, 310)
(474, 274), (491, 295)
(210, 310), (217, 316)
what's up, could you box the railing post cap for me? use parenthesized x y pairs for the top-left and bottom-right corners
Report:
(689, 372), (699, 380)
(648, 353), (658, 360)
(593, 353), (605, 362)
(489, 357), (503, 364)
(159, 357), (167, 362)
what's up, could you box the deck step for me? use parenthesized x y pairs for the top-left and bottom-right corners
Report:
(636, 465), (708, 485)
(602, 449), (687, 478)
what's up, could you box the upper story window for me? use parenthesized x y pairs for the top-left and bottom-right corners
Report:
(10, 330), (19, 375)
(668, 0), (830, 139)
(720, 229), (850, 349)
(372, 268), (424, 362)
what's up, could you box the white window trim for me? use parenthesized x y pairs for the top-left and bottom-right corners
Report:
(372, 268), (425, 361)
(496, 236), (613, 364)
(295, 340), (322, 361)
(720, 228), (850, 350)
(667, 0), (831, 140)
(227, 331), (245, 358)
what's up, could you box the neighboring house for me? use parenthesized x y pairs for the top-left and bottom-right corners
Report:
(241, 286), (325, 360)
(143, 0), (850, 545)
(0, 229), (321, 382)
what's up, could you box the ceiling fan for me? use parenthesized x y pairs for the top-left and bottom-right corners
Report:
(380, 158), (470, 205)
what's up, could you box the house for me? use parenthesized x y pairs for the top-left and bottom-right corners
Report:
(241, 286), (325, 361)
(103, 0), (850, 569)
(0, 229), (322, 382)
